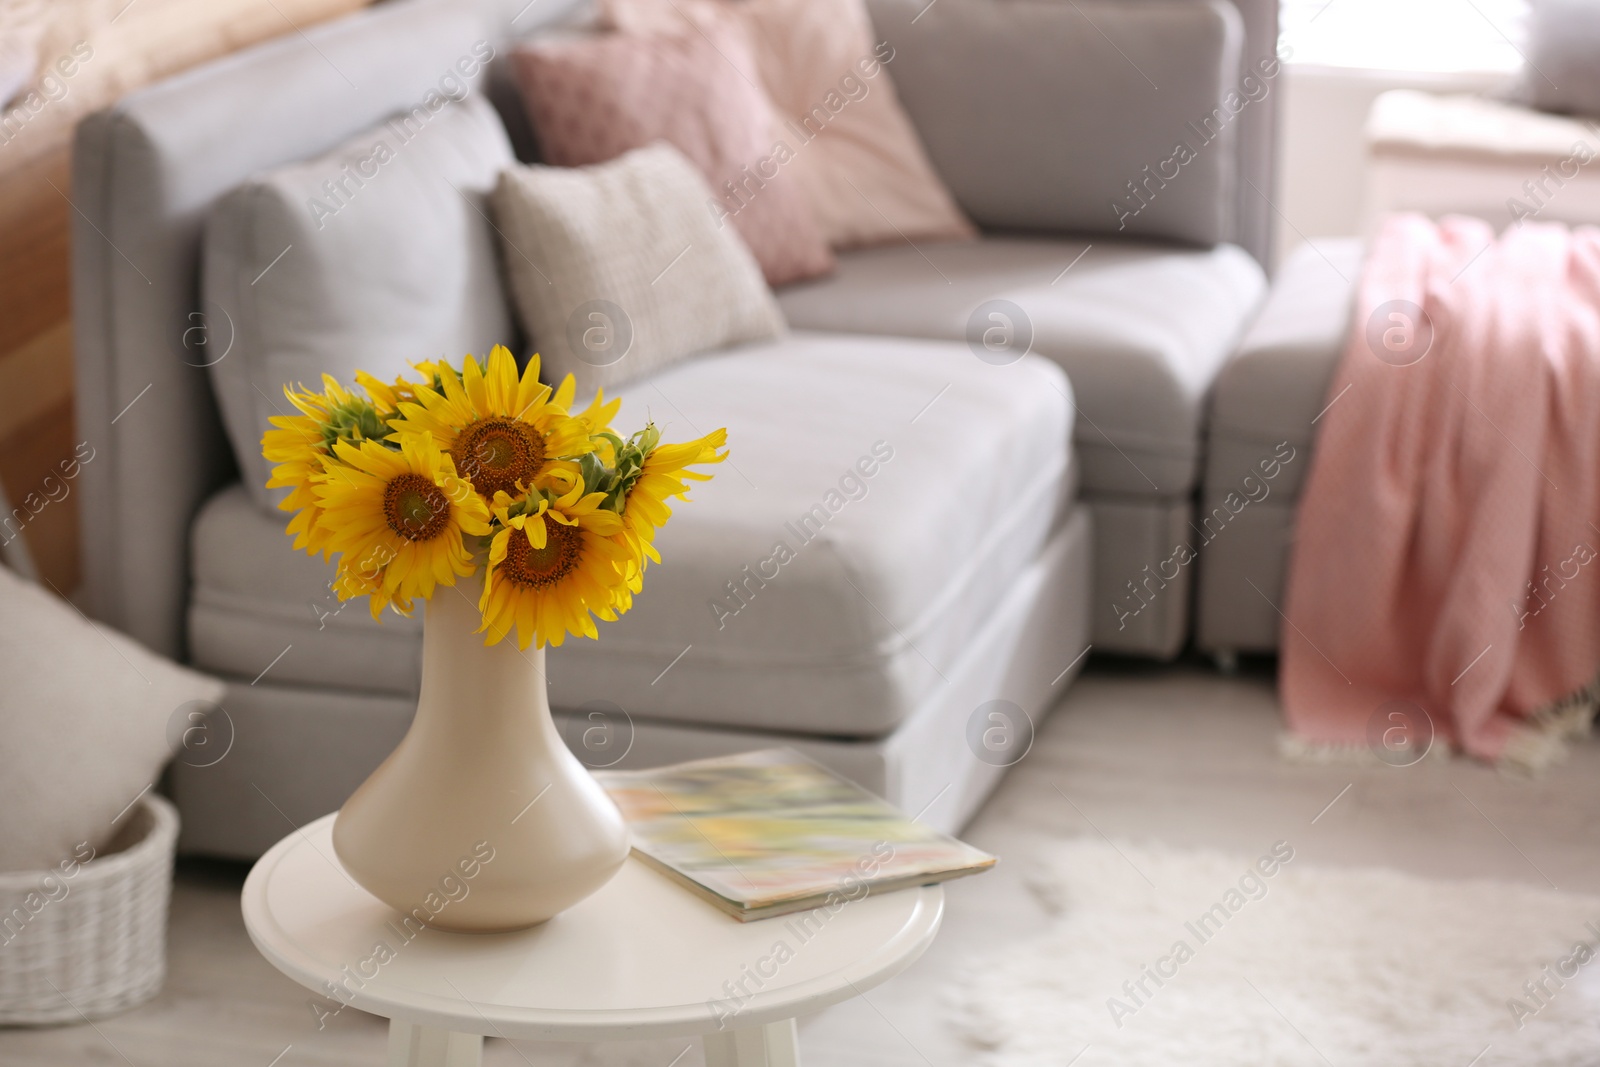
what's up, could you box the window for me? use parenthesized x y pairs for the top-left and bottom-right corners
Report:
(1280, 0), (1529, 73)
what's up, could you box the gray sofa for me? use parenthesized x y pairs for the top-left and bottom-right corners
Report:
(72, 0), (1284, 858)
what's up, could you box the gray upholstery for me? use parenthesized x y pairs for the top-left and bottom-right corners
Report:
(1224, 0), (1283, 268)
(1193, 500), (1295, 654)
(778, 236), (1264, 659)
(867, 0), (1242, 247)
(1208, 240), (1364, 467)
(1087, 497), (1194, 659)
(191, 332), (1075, 737)
(778, 237), (1266, 498)
(1196, 239), (1364, 655)
(189, 484), (423, 692)
(205, 94), (516, 512)
(172, 507), (1093, 857)
(72, 0), (510, 658)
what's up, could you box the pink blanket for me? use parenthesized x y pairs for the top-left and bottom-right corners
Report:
(1282, 214), (1600, 765)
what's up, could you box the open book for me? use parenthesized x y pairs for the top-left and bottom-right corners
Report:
(596, 748), (996, 921)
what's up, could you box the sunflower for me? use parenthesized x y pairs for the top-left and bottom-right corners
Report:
(263, 376), (349, 559)
(575, 384), (622, 439)
(612, 427), (729, 588)
(263, 351), (728, 638)
(478, 478), (633, 649)
(388, 345), (593, 501)
(352, 370), (406, 414)
(353, 359), (446, 413)
(314, 433), (491, 616)
(330, 546), (413, 620)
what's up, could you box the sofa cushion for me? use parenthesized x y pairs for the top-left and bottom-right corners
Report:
(189, 483), (425, 693)
(865, 0), (1245, 247)
(492, 144), (786, 395)
(189, 332), (1072, 737)
(600, 0), (976, 250)
(0, 563), (223, 872)
(203, 91), (515, 514)
(509, 25), (834, 285)
(777, 236), (1265, 497)
(1205, 238), (1363, 499)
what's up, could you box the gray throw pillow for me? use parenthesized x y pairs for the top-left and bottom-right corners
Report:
(204, 93), (516, 514)
(1515, 0), (1600, 117)
(491, 143), (786, 396)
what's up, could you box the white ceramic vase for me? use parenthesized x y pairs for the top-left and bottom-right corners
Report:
(331, 582), (630, 932)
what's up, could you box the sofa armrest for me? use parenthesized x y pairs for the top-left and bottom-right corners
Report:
(1210, 239), (1363, 442)
(71, 0), (495, 657)
(1203, 238), (1363, 501)
(867, 0), (1253, 247)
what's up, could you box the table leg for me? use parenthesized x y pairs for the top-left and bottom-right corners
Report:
(387, 1019), (484, 1067)
(702, 1017), (801, 1067)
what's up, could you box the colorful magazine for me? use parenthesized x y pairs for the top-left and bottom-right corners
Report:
(597, 748), (996, 921)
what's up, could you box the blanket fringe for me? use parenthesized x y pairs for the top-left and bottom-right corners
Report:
(1279, 673), (1600, 775)
(1500, 673), (1600, 776)
(1277, 733), (1449, 767)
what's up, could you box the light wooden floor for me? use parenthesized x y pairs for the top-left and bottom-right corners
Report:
(4, 661), (1597, 1066)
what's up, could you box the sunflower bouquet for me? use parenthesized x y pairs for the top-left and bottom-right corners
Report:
(261, 345), (726, 650)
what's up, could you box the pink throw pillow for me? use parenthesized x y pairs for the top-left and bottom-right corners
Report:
(601, 0), (976, 250)
(511, 29), (834, 287)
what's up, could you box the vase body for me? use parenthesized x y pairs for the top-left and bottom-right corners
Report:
(331, 585), (629, 932)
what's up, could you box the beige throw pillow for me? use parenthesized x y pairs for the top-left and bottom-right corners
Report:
(0, 564), (225, 872)
(491, 143), (786, 394)
(601, 0), (976, 250)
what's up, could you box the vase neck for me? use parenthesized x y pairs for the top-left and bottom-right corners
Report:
(414, 581), (553, 737)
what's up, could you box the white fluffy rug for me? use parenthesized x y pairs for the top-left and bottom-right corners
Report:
(950, 838), (1600, 1066)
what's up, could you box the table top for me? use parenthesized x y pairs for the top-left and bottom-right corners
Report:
(241, 814), (943, 1041)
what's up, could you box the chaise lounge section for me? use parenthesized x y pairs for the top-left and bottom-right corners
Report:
(781, 0), (1273, 657)
(1196, 238), (1363, 659)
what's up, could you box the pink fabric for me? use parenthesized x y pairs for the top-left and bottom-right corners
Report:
(601, 0), (975, 250)
(511, 28), (834, 287)
(1283, 215), (1600, 761)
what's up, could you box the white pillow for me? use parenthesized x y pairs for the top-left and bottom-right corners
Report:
(0, 565), (224, 872)
(491, 142), (786, 395)
(204, 93), (515, 514)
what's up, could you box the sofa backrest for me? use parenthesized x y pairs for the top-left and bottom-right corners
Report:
(72, 0), (585, 657)
(867, 0), (1237, 247)
(1225, 0), (1280, 267)
(866, 0), (1279, 259)
(475, 0), (1282, 259)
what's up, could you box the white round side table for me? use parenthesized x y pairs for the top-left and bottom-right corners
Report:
(242, 814), (944, 1067)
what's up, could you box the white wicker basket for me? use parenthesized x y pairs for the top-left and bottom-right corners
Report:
(0, 794), (179, 1025)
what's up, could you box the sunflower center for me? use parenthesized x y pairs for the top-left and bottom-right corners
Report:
(383, 473), (450, 542)
(456, 417), (544, 497)
(504, 522), (582, 589)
